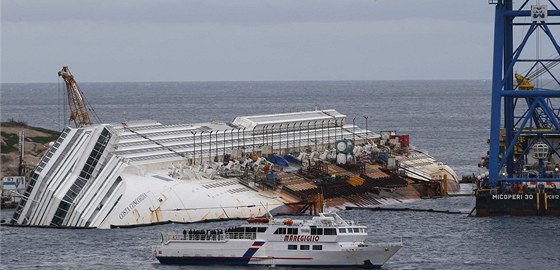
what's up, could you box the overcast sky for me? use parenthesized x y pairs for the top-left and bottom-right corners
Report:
(1, 0), (495, 83)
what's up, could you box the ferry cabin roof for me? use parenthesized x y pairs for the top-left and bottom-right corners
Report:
(223, 224), (367, 236)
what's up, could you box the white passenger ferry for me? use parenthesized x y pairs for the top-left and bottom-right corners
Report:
(152, 212), (402, 268)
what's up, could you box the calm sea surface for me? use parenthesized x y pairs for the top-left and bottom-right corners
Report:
(1, 81), (559, 269)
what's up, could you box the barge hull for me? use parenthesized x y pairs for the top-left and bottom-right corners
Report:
(474, 191), (560, 216)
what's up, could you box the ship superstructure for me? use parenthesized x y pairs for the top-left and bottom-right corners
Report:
(11, 109), (458, 228)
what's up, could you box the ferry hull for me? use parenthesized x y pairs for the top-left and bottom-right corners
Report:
(157, 256), (253, 266)
(156, 257), (383, 268)
(155, 247), (400, 268)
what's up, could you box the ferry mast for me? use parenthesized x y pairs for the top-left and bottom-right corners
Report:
(488, 1), (560, 188)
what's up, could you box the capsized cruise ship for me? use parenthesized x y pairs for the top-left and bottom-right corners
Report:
(11, 109), (458, 228)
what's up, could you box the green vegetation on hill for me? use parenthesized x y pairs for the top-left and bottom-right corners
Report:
(1, 120), (60, 154)
(0, 131), (19, 153)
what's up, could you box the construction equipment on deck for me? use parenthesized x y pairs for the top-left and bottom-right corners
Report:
(57, 66), (95, 128)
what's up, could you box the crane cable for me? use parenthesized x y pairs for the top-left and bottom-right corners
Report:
(58, 76), (68, 129)
(526, 55), (560, 81)
(79, 87), (103, 124)
(58, 76), (61, 130)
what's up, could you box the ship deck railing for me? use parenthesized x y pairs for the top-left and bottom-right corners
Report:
(162, 232), (257, 243)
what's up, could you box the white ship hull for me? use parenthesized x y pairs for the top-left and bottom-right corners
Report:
(397, 149), (460, 192)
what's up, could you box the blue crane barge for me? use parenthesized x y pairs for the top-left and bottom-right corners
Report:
(475, 0), (560, 216)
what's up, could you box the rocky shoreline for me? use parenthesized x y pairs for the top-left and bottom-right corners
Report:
(0, 121), (60, 179)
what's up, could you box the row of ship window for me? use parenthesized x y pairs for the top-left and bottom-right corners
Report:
(339, 228), (366, 234)
(273, 227), (365, 235)
(288, 244), (322, 251)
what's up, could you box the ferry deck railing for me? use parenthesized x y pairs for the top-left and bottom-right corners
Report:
(162, 232), (256, 243)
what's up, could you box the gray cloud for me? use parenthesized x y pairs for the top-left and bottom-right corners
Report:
(3, 0), (491, 24)
(1, 0), (496, 82)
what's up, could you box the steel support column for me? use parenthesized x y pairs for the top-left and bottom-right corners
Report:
(488, 0), (560, 185)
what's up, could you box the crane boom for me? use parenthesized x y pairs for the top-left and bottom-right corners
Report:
(58, 66), (92, 128)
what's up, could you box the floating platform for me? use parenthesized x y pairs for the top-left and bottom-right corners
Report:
(473, 189), (560, 216)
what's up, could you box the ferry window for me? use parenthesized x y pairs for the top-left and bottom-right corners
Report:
(311, 227), (323, 235)
(257, 227), (267, 233)
(274, 228), (287, 234)
(324, 228), (337, 235)
(287, 228), (298, 235)
(246, 227), (257, 233)
(353, 228), (360, 233)
(312, 245), (323, 250)
(339, 228), (347, 234)
(300, 245), (310, 250)
(288, 245), (297, 250)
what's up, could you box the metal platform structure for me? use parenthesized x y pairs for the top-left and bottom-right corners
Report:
(475, 0), (560, 216)
(488, 0), (560, 186)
